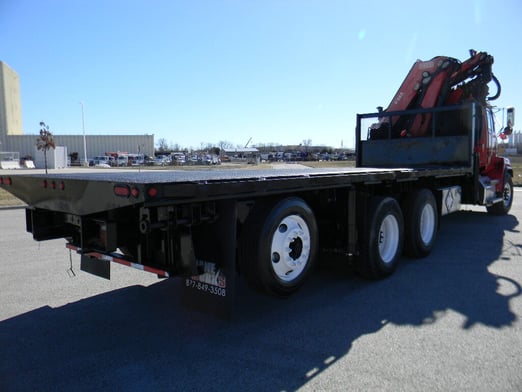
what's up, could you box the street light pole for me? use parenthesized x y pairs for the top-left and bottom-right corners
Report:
(80, 101), (88, 166)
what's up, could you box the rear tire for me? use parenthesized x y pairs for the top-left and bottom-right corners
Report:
(402, 189), (438, 258)
(238, 197), (318, 297)
(357, 196), (404, 279)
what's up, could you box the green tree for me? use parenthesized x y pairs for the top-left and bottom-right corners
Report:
(36, 121), (56, 174)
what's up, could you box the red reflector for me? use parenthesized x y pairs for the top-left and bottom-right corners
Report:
(147, 187), (158, 198)
(131, 187), (139, 198)
(0, 177), (3, 185)
(51, 181), (57, 189)
(114, 185), (131, 197)
(42, 180), (48, 188)
(4, 177), (12, 186)
(59, 181), (65, 191)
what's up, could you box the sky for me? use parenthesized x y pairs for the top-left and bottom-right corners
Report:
(1, 0), (521, 150)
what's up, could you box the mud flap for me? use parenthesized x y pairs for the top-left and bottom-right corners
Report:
(179, 199), (237, 319)
(81, 254), (110, 280)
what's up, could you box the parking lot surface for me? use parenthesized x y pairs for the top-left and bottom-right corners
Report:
(1, 192), (521, 391)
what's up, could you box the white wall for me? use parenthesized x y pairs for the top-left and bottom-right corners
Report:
(5, 134), (154, 161)
(34, 146), (68, 169)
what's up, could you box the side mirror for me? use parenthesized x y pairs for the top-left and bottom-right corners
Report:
(507, 107), (515, 127)
(503, 107), (515, 136)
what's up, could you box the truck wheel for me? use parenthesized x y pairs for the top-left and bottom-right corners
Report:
(358, 196), (403, 279)
(402, 189), (438, 258)
(239, 197), (318, 297)
(487, 174), (513, 215)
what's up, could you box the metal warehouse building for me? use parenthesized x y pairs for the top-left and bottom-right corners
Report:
(5, 134), (155, 162)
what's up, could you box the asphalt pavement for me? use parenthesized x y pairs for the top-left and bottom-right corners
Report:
(1, 193), (521, 391)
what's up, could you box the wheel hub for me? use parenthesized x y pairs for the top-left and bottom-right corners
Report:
(271, 215), (311, 282)
(378, 215), (400, 264)
(289, 236), (303, 260)
(419, 203), (435, 245)
(503, 183), (512, 207)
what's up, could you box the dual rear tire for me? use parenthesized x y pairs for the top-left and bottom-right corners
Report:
(356, 189), (438, 279)
(357, 196), (404, 279)
(238, 197), (318, 297)
(402, 189), (438, 258)
(239, 189), (439, 296)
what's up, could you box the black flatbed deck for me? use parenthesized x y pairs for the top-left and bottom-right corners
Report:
(7, 165), (469, 183)
(2, 166), (472, 215)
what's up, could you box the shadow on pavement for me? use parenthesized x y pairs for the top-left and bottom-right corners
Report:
(1, 211), (520, 391)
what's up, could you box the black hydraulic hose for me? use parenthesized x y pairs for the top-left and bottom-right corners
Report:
(487, 74), (501, 101)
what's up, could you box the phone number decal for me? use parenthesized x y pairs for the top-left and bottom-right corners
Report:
(185, 279), (227, 297)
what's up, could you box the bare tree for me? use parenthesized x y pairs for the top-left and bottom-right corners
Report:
(302, 139), (312, 148)
(156, 138), (169, 153)
(218, 140), (234, 151)
(36, 122), (56, 174)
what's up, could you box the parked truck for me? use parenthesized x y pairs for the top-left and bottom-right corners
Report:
(0, 50), (515, 314)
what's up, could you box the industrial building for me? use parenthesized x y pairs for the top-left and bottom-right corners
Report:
(0, 61), (154, 168)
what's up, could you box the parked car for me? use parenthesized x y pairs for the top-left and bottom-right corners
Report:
(171, 152), (186, 165)
(205, 154), (221, 165)
(115, 155), (128, 166)
(128, 154), (145, 166)
(153, 155), (171, 166)
(89, 156), (114, 167)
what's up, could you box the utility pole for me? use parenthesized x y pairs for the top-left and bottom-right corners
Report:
(80, 101), (88, 166)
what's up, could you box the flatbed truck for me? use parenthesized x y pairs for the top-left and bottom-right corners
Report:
(0, 50), (515, 314)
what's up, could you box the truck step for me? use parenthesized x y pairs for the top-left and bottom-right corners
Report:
(487, 197), (504, 207)
(479, 176), (500, 206)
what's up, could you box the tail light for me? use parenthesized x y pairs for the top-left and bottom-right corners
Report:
(114, 184), (131, 197)
(42, 180), (65, 190)
(113, 184), (140, 199)
(0, 177), (12, 186)
(147, 186), (158, 198)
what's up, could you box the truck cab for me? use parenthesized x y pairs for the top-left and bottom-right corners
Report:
(363, 50), (514, 215)
(476, 105), (514, 214)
